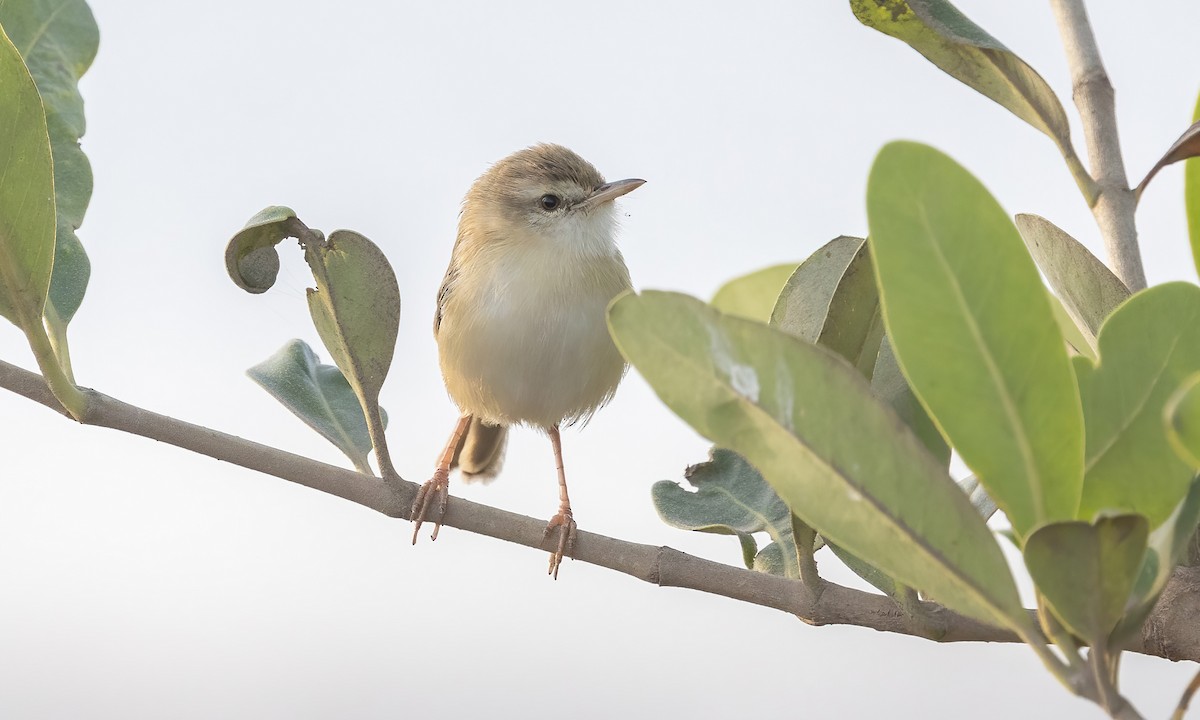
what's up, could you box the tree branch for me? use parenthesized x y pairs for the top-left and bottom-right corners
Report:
(1049, 0), (1147, 291)
(2, 356), (1196, 662)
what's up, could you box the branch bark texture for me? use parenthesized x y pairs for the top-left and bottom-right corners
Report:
(1050, 0), (1147, 291)
(2, 357), (1197, 664)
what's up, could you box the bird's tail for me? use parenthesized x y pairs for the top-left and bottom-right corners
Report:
(451, 418), (507, 483)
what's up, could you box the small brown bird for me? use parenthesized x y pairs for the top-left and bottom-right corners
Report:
(411, 144), (644, 578)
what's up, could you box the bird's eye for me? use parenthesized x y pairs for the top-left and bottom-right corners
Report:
(539, 194), (561, 211)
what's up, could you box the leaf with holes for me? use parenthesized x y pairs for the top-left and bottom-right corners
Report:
(610, 290), (1031, 633)
(653, 448), (798, 578)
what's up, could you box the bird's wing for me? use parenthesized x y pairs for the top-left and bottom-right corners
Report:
(434, 262), (456, 336)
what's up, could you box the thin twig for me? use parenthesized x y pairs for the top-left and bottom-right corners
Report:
(1049, 0), (1147, 291)
(1174, 668), (1200, 720)
(0, 356), (1194, 661)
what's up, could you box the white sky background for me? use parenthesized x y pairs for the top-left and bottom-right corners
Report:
(1, 1), (1198, 718)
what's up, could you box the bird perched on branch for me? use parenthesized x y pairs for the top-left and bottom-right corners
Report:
(411, 144), (644, 578)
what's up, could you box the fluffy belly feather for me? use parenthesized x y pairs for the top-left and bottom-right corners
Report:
(437, 254), (631, 429)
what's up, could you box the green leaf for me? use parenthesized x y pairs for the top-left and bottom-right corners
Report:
(1048, 293), (1097, 362)
(1186, 92), (1200, 281)
(0, 22), (55, 331)
(1167, 371), (1200, 469)
(850, 0), (1077, 167)
(1111, 477), (1200, 646)
(751, 541), (788, 576)
(867, 141), (1083, 539)
(1025, 515), (1149, 645)
(711, 263), (798, 322)
(653, 448), (799, 578)
(826, 540), (898, 598)
(770, 235), (864, 339)
(248, 339), (388, 474)
(655, 447), (899, 595)
(1075, 282), (1200, 526)
(610, 291), (1031, 633)
(817, 242), (885, 378)
(870, 336), (950, 465)
(0, 0), (100, 354)
(1014, 214), (1130, 349)
(224, 206), (303, 293)
(771, 235), (948, 462)
(305, 229), (400, 477)
(676, 236), (943, 592)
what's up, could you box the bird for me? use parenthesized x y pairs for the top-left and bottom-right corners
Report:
(411, 143), (644, 578)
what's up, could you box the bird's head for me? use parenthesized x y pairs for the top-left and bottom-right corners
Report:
(461, 143), (644, 257)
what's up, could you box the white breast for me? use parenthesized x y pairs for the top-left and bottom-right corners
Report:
(436, 211), (633, 429)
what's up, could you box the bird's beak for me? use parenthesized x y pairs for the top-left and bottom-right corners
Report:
(579, 178), (646, 212)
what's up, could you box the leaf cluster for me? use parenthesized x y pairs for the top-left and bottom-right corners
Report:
(3, 1), (1200, 718)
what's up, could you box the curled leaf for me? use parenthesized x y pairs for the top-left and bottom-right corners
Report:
(224, 206), (309, 293)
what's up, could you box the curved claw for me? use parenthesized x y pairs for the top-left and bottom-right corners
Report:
(411, 469), (451, 544)
(543, 510), (577, 580)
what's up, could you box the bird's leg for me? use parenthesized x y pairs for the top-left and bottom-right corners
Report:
(411, 414), (472, 544)
(542, 424), (578, 579)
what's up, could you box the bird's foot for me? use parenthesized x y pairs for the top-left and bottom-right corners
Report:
(411, 468), (450, 544)
(542, 508), (577, 580)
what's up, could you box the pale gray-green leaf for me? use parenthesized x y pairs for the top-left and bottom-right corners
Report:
(1014, 214), (1129, 347)
(770, 235), (864, 340)
(653, 448), (798, 578)
(248, 339), (387, 474)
